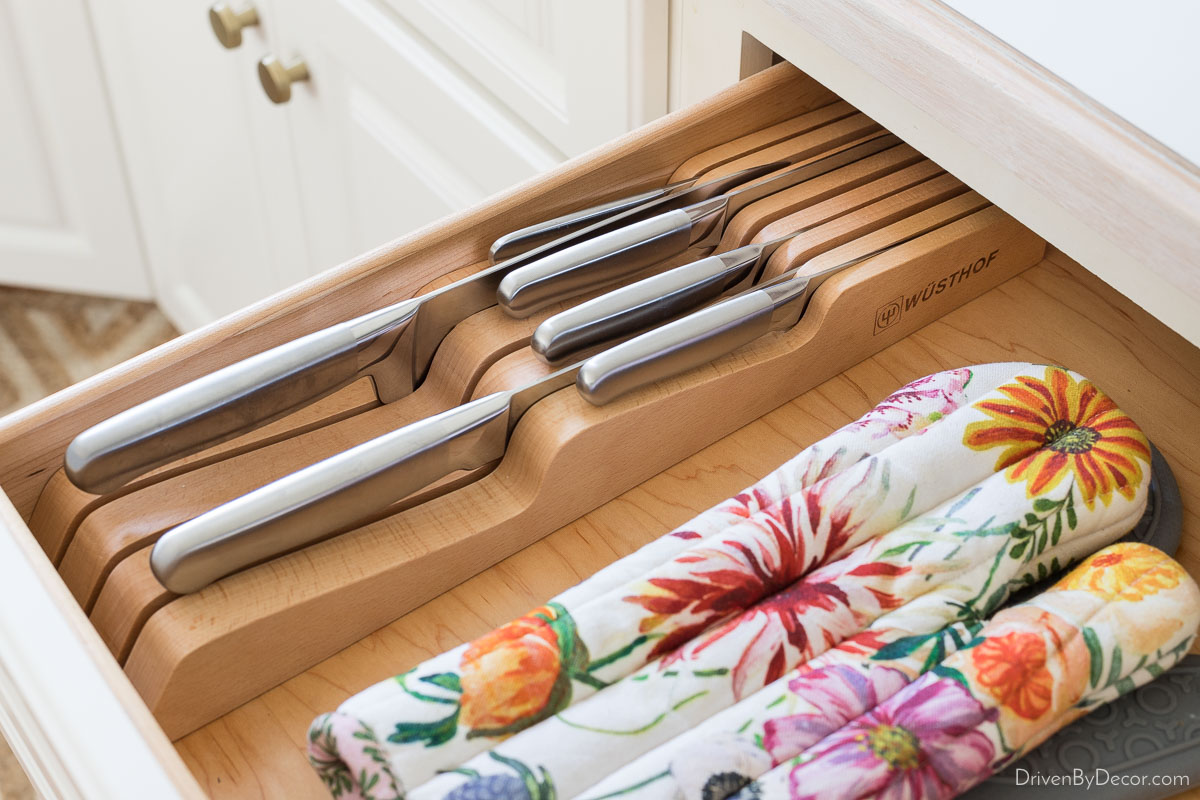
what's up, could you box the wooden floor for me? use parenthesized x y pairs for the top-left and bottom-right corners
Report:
(0, 285), (176, 799)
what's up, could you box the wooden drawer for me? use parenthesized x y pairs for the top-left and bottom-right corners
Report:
(1, 59), (1198, 800)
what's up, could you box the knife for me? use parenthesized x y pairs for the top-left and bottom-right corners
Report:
(577, 203), (986, 405)
(532, 174), (972, 364)
(63, 162), (783, 495)
(148, 212), (967, 594)
(496, 133), (903, 318)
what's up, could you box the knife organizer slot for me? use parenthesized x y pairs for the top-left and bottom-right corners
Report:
(1, 59), (1198, 800)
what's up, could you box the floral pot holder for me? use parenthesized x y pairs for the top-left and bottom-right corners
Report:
(307, 363), (1200, 800)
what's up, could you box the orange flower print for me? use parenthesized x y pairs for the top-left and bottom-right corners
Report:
(1054, 542), (1185, 602)
(459, 605), (571, 735)
(971, 631), (1054, 720)
(963, 366), (1149, 508)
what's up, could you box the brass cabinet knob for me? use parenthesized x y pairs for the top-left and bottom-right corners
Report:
(209, 3), (259, 49)
(257, 55), (310, 104)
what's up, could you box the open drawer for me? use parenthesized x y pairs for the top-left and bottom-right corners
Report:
(1, 60), (1198, 800)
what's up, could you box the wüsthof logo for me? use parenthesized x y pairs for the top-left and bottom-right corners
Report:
(873, 248), (1000, 336)
(873, 299), (902, 334)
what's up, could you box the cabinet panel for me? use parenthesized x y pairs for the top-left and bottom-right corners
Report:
(86, 0), (311, 330)
(0, 0), (148, 299)
(392, 0), (669, 156)
(275, 0), (565, 271)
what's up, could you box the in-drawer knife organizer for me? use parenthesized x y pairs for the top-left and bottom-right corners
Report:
(0, 61), (1198, 800)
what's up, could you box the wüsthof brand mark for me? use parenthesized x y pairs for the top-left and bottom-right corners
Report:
(873, 248), (1000, 335)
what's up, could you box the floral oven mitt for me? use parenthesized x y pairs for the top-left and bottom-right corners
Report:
(308, 363), (1166, 800)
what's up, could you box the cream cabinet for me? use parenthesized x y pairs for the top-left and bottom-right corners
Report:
(0, 0), (147, 300)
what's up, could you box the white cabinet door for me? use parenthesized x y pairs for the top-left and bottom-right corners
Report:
(86, 0), (312, 330)
(0, 0), (148, 299)
(269, 0), (567, 272)
(391, 0), (669, 157)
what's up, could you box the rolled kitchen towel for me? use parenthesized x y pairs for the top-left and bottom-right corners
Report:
(741, 542), (1200, 800)
(576, 480), (1138, 800)
(412, 363), (1150, 799)
(308, 363), (1147, 797)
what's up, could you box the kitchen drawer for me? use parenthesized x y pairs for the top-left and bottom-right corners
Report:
(1, 61), (1199, 800)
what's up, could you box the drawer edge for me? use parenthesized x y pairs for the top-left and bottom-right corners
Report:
(0, 494), (203, 800)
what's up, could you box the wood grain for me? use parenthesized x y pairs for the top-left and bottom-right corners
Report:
(716, 142), (928, 247)
(668, 98), (850, 179)
(761, 0), (1200, 345)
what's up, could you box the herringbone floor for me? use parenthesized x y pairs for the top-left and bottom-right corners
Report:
(0, 286), (177, 417)
(0, 285), (177, 798)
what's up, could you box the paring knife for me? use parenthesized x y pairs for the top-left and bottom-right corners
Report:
(495, 134), (904, 318)
(532, 176), (972, 364)
(149, 212), (970, 595)
(63, 164), (786, 496)
(65, 136), (897, 496)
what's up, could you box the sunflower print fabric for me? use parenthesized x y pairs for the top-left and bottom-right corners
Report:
(307, 364), (1177, 800)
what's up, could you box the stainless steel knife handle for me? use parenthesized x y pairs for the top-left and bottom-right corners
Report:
(489, 185), (683, 263)
(497, 199), (726, 319)
(64, 300), (420, 495)
(149, 391), (514, 594)
(577, 291), (776, 406)
(531, 245), (764, 365)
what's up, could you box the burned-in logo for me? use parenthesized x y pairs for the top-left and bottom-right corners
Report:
(873, 249), (1000, 335)
(873, 299), (903, 334)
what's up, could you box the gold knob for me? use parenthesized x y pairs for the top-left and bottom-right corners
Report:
(209, 3), (259, 49)
(258, 55), (310, 104)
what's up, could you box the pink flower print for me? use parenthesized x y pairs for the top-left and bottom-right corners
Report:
(786, 675), (996, 800)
